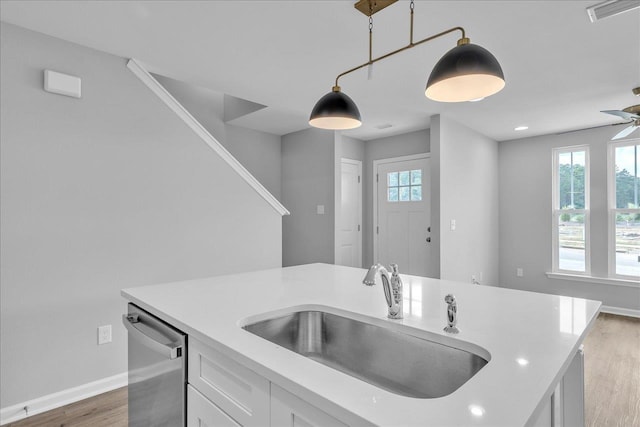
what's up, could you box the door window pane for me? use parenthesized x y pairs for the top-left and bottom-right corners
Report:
(399, 171), (410, 186)
(411, 169), (422, 185)
(388, 172), (398, 187)
(388, 187), (398, 202)
(386, 169), (423, 203)
(411, 186), (422, 201)
(558, 213), (585, 272)
(399, 186), (410, 201)
(615, 214), (640, 277)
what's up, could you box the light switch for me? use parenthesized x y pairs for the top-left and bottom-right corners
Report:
(516, 268), (524, 277)
(317, 205), (325, 215)
(450, 219), (456, 231)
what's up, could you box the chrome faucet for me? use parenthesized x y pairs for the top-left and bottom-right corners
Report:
(443, 294), (459, 334)
(363, 263), (403, 319)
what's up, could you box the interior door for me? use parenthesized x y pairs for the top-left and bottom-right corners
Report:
(376, 156), (430, 276)
(337, 159), (362, 267)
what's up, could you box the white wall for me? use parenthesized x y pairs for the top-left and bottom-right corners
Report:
(363, 129), (430, 267)
(0, 23), (282, 408)
(281, 128), (335, 266)
(153, 74), (282, 201)
(431, 115), (499, 285)
(499, 126), (640, 309)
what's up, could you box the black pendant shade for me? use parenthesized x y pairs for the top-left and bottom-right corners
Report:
(425, 42), (505, 102)
(309, 88), (362, 130)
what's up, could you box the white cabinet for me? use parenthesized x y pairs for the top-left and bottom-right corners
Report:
(187, 385), (240, 427)
(271, 384), (349, 427)
(188, 337), (270, 427)
(187, 337), (350, 427)
(527, 348), (585, 427)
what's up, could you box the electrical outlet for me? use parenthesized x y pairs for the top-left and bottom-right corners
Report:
(516, 268), (524, 277)
(98, 325), (112, 345)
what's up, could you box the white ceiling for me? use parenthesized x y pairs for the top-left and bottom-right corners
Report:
(1, 0), (639, 141)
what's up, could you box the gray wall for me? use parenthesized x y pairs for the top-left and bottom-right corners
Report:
(363, 129), (430, 267)
(153, 75), (282, 201)
(431, 116), (500, 285)
(340, 135), (365, 162)
(0, 23), (282, 408)
(282, 128), (335, 266)
(499, 125), (640, 309)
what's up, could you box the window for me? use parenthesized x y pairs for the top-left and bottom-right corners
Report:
(552, 146), (590, 274)
(609, 141), (640, 279)
(387, 169), (422, 202)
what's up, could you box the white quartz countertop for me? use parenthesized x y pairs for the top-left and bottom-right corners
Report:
(121, 263), (600, 427)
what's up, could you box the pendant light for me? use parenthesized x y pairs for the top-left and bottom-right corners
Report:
(309, 0), (505, 130)
(425, 38), (505, 102)
(309, 86), (362, 130)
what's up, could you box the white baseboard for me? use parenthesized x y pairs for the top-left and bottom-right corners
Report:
(601, 305), (640, 318)
(0, 372), (127, 425)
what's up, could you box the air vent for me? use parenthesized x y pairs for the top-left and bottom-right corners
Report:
(586, 0), (640, 23)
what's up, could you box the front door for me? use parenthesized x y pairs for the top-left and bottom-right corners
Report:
(375, 155), (430, 276)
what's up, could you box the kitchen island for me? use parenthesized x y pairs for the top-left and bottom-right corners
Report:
(122, 263), (600, 427)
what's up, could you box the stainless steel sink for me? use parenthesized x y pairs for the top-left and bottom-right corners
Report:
(243, 310), (488, 398)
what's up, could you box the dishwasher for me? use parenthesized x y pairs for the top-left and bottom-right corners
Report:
(123, 303), (186, 427)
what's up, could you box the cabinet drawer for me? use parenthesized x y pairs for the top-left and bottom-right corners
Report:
(271, 384), (349, 427)
(188, 337), (269, 426)
(187, 385), (240, 427)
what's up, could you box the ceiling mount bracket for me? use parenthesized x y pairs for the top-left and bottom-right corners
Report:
(354, 0), (398, 16)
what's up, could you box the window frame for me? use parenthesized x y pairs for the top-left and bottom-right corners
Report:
(552, 145), (591, 275)
(608, 139), (640, 280)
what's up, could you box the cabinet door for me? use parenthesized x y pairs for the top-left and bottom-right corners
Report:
(187, 385), (240, 427)
(561, 346), (585, 427)
(189, 338), (269, 426)
(271, 384), (349, 427)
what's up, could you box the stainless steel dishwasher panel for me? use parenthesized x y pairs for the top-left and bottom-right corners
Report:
(124, 303), (186, 427)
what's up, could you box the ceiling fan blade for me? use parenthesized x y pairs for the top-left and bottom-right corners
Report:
(612, 125), (639, 140)
(601, 110), (638, 121)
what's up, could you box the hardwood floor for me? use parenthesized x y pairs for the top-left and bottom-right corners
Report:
(583, 313), (640, 427)
(3, 313), (638, 427)
(4, 387), (127, 427)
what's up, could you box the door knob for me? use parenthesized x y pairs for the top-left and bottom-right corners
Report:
(426, 237), (431, 243)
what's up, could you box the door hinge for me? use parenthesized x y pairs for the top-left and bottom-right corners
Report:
(376, 174), (379, 183)
(376, 226), (379, 234)
(358, 224), (361, 231)
(358, 175), (361, 183)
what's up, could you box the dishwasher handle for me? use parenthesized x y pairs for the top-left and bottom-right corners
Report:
(123, 314), (183, 360)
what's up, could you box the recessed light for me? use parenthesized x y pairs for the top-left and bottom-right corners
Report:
(514, 126), (529, 131)
(376, 124), (393, 130)
(516, 358), (530, 366)
(469, 405), (485, 417)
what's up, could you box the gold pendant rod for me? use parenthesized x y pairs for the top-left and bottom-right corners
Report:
(334, 26), (466, 88)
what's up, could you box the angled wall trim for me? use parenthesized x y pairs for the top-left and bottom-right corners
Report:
(127, 58), (289, 216)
